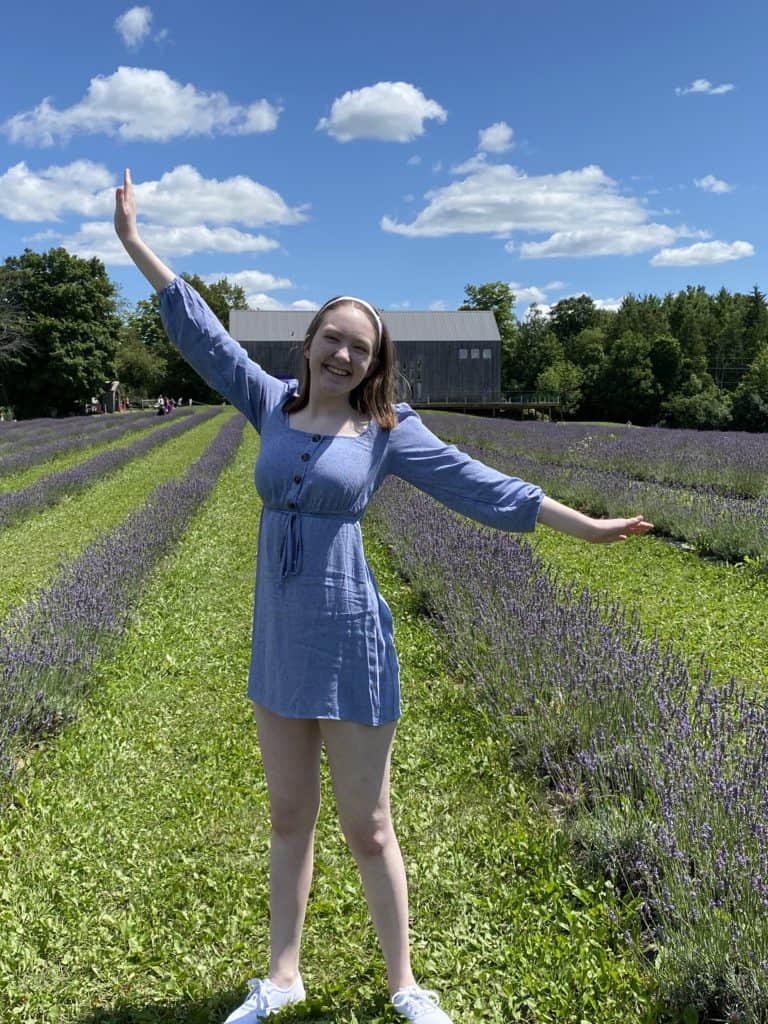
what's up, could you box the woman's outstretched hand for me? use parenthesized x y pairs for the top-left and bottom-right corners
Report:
(114, 167), (138, 243)
(588, 514), (655, 544)
(537, 497), (653, 544)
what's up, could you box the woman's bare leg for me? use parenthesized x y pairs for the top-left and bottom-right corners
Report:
(253, 703), (322, 986)
(319, 718), (416, 995)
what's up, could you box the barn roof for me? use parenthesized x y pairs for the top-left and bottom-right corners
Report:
(229, 309), (500, 343)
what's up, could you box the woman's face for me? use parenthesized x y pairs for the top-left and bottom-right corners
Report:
(304, 304), (378, 398)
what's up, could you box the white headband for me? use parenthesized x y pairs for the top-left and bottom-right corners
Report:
(319, 295), (383, 345)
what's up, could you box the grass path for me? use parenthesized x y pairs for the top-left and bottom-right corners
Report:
(0, 411), (229, 620)
(0, 429), (650, 1024)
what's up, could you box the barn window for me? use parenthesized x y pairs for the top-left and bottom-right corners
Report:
(471, 348), (480, 359)
(459, 348), (468, 360)
(483, 348), (492, 359)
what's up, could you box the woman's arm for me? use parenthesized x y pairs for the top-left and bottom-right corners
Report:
(113, 168), (288, 433)
(385, 405), (653, 545)
(537, 495), (653, 544)
(114, 168), (174, 292)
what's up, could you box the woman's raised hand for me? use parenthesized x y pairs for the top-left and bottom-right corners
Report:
(113, 168), (175, 292)
(114, 167), (138, 243)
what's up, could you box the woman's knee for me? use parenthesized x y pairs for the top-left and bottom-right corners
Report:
(343, 811), (394, 859)
(270, 793), (320, 839)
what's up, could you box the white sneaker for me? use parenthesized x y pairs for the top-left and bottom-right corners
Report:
(391, 985), (453, 1022)
(223, 975), (306, 1023)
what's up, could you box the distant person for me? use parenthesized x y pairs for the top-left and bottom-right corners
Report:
(115, 168), (653, 1024)
(156, 395), (166, 416)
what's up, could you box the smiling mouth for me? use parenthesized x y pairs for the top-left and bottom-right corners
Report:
(323, 365), (351, 377)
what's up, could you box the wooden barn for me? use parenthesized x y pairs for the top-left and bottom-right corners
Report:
(228, 309), (502, 405)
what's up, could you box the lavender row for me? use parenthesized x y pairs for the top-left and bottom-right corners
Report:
(424, 414), (768, 500)
(456, 439), (768, 562)
(368, 477), (768, 1018)
(0, 407), (221, 530)
(0, 413), (247, 789)
(0, 411), (147, 450)
(0, 409), (191, 477)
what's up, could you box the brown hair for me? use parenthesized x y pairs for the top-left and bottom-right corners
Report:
(283, 297), (398, 429)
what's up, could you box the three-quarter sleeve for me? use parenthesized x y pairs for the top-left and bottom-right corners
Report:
(158, 277), (288, 432)
(384, 403), (544, 532)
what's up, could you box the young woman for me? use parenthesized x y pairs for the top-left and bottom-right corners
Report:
(115, 169), (652, 1024)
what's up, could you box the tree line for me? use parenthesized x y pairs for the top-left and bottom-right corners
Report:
(0, 246), (766, 430)
(461, 281), (768, 430)
(0, 248), (246, 418)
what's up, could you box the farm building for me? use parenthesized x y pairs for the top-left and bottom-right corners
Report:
(228, 309), (502, 405)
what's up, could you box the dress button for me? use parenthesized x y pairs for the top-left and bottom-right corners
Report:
(287, 500), (296, 509)
(293, 474), (302, 484)
(301, 452), (310, 462)
(312, 434), (321, 442)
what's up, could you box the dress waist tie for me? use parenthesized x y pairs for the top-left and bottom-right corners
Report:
(265, 506), (363, 580)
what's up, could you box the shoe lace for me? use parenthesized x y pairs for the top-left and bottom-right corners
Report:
(393, 986), (441, 1017)
(241, 978), (272, 1013)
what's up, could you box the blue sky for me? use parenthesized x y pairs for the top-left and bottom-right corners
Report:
(1, 0), (765, 318)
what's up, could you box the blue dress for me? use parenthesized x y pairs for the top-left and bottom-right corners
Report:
(159, 278), (544, 725)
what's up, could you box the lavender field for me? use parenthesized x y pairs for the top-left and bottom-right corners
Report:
(0, 410), (765, 1022)
(423, 414), (768, 562)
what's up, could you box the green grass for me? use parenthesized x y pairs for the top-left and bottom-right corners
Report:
(525, 528), (768, 692)
(0, 411), (229, 621)
(0, 429), (652, 1024)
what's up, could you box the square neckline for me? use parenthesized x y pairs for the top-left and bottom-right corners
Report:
(281, 394), (374, 440)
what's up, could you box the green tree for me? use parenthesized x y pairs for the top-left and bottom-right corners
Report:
(548, 294), (599, 346)
(536, 360), (583, 416)
(1, 248), (121, 418)
(649, 334), (684, 398)
(124, 274), (249, 403)
(731, 348), (768, 431)
(741, 285), (768, 368)
(595, 331), (661, 424)
(664, 285), (710, 376)
(114, 322), (167, 398)
(511, 305), (564, 392)
(610, 293), (669, 344)
(460, 282), (518, 391)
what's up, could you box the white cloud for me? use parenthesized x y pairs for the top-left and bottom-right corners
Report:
(316, 81), (446, 143)
(127, 165), (306, 228)
(0, 162), (306, 229)
(45, 221), (280, 265)
(0, 160), (113, 220)
(521, 224), (707, 259)
(428, 300), (446, 311)
(407, 154), (421, 165)
(694, 174), (733, 193)
(2, 67), (280, 146)
(593, 297), (623, 311)
(479, 121), (514, 153)
(247, 294), (318, 311)
(650, 240), (754, 267)
(382, 162), (705, 258)
(508, 280), (566, 305)
(675, 78), (735, 96)
(432, 161), (443, 173)
(511, 284), (547, 304)
(202, 269), (293, 293)
(450, 152), (488, 175)
(115, 6), (152, 48)
(201, 270), (303, 310)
